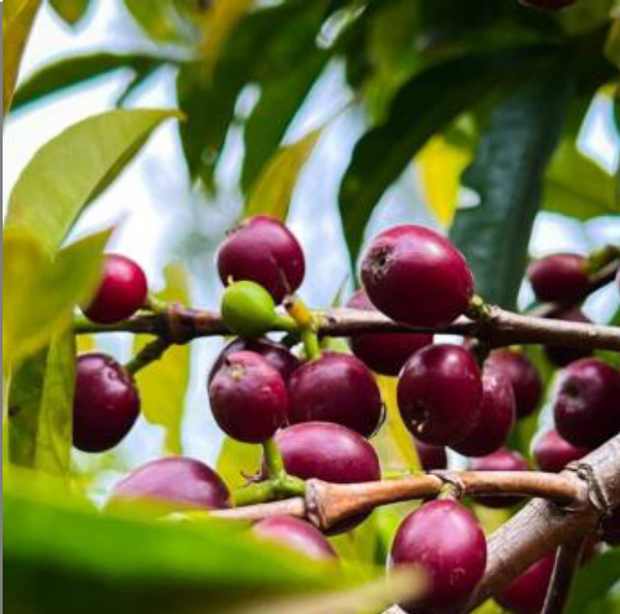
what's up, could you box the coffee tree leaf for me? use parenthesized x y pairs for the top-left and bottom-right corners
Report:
(11, 53), (165, 112)
(49, 0), (90, 26)
(6, 109), (180, 254)
(339, 45), (555, 268)
(3, 0), (42, 114)
(450, 56), (573, 310)
(132, 263), (191, 454)
(245, 128), (322, 221)
(217, 436), (262, 490)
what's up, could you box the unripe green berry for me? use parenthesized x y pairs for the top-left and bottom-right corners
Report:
(221, 280), (278, 338)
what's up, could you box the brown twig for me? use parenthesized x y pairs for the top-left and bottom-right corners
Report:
(540, 537), (585, 614)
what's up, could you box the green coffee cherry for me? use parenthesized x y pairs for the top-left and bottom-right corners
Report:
(221, 281), (278, 338)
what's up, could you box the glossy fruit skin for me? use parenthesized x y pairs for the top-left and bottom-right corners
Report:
(533, 430), (590, 473)
(73, 353), (140, 452)
(83, 254), (148, 324)
(496, 552), (555, 614)
(470, 448), (529, 508)
(527, 253), (588, 304)
(553, 358), (620, 448)
(108, 457), (231, 512)
(414, 438), (447, 471)
(397, 344), (483, 446)
(273, 422), (380, 533)
(544, 309), (593, 367)
(209, 351), (289, 443)
(346, 289), (433, 376)
(252, 516), (337, 561)
(602, 508), (620, 546)
(486, 350), (542, 419)
(390, 500), (487, 614)
(361, 225), (474, 327)
(519, 0), (576, 11)
(221, 280), (278, 338)
(288, 352), (383, 438)
(217, 215), (305, 304)
(453, 370), (516, 458)
(208, 337), (300, 386)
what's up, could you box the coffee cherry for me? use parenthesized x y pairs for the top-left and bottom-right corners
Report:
(453, 370), (516, 458)
(544, 309), (593, 367)
(496, 552), (555, 614)
(208, 337), (300, 386)
(221, 280), (278, 338)
(397, 344), (482, 446)
(533, 430), (590, 473)
(288, 352), (383, 438)
(83, 254), (147, 324)
(73, 353), (140, 452)
(486, 350), (542, 419)
(519, 0), (576, 11)
(470, 448), (529, 508)
(272, 422), (380, 533)
(602, 508), (620, 546)
(252, 516), (337, 561)
(346, 289), (432, 376)
(390, 500), (487, 613)
(414, 438), (447, 471)
(553, 358), (620, 448)
(209, 351), (289, 443)
(361, 225), (474, 327)
(527, 253), (588, 304)
(108, 457), (231, 512)
(217, 215), (305, 304)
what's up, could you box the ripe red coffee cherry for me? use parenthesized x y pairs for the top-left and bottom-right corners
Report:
(533, 429), (590, 473)
(519, 0), (576, 10)
(73, 353), (140, 452)
(346, 289), (432, 376)
(553, 358), (620, 448)
(83, 254), (148, 324)
(397, 344), (482, 446)
(527, 253), (588, 304)
(496, 552), (555, 614)
(486, 349), (542, 419)
(252, 516), (337, 561)
(602, 508), (620, 546)
(217, 215), (305, 304)
(453, 370), (516, 458)
(470, 448), (529, 508)
(108, 457), (231, 512)
(288, 352), (383, 438)
(544, 309), (593, 367)
(208, 337), (300, 386)
(361, 225), (474, 327)
(414, 438), (447, 471)
(390, 500), (487, 613)
(209, 351), (289, 443)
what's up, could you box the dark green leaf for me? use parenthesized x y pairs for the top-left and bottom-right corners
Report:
(450, 56), (573, 309)
(339, 45), (557, 268)
(49, 0), (90, 26)
(11, 53), (165, 112)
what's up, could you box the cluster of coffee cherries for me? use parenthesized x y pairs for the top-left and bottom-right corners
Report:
(75, 216), (619, 614)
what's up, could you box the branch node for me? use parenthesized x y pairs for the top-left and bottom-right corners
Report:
(431, 470), (466, 500)
(566, 461), (613, 517)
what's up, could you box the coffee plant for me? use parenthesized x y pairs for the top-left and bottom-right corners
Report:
(4, 1), (620, 613)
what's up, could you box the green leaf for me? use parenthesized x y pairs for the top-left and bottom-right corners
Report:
(217, 436), (262, 490)
(2, 0), (42, 114)
(245, 128), (322, 221)
(8, 331), (75, 476)
(450, 57), (573, 310)
(11, 53), (165, 112)
(6, 109), (180, 254)
(338, 45), (557, 267)
(123, 0), (197, 44)
(133, 263), (191, 454)
(49, 0), (90, 26)
(3, 229), (108, 366)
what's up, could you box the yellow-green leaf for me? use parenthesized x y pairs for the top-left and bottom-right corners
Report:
(245, 128), (322, 221)
(6, 108), (181, 254)
(132, 263), (191, 454)
(2, 0), (42, 115)
(49, 0), (90, 25)
(3, 229), (109, 367)
(217, 436), (262, 490)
